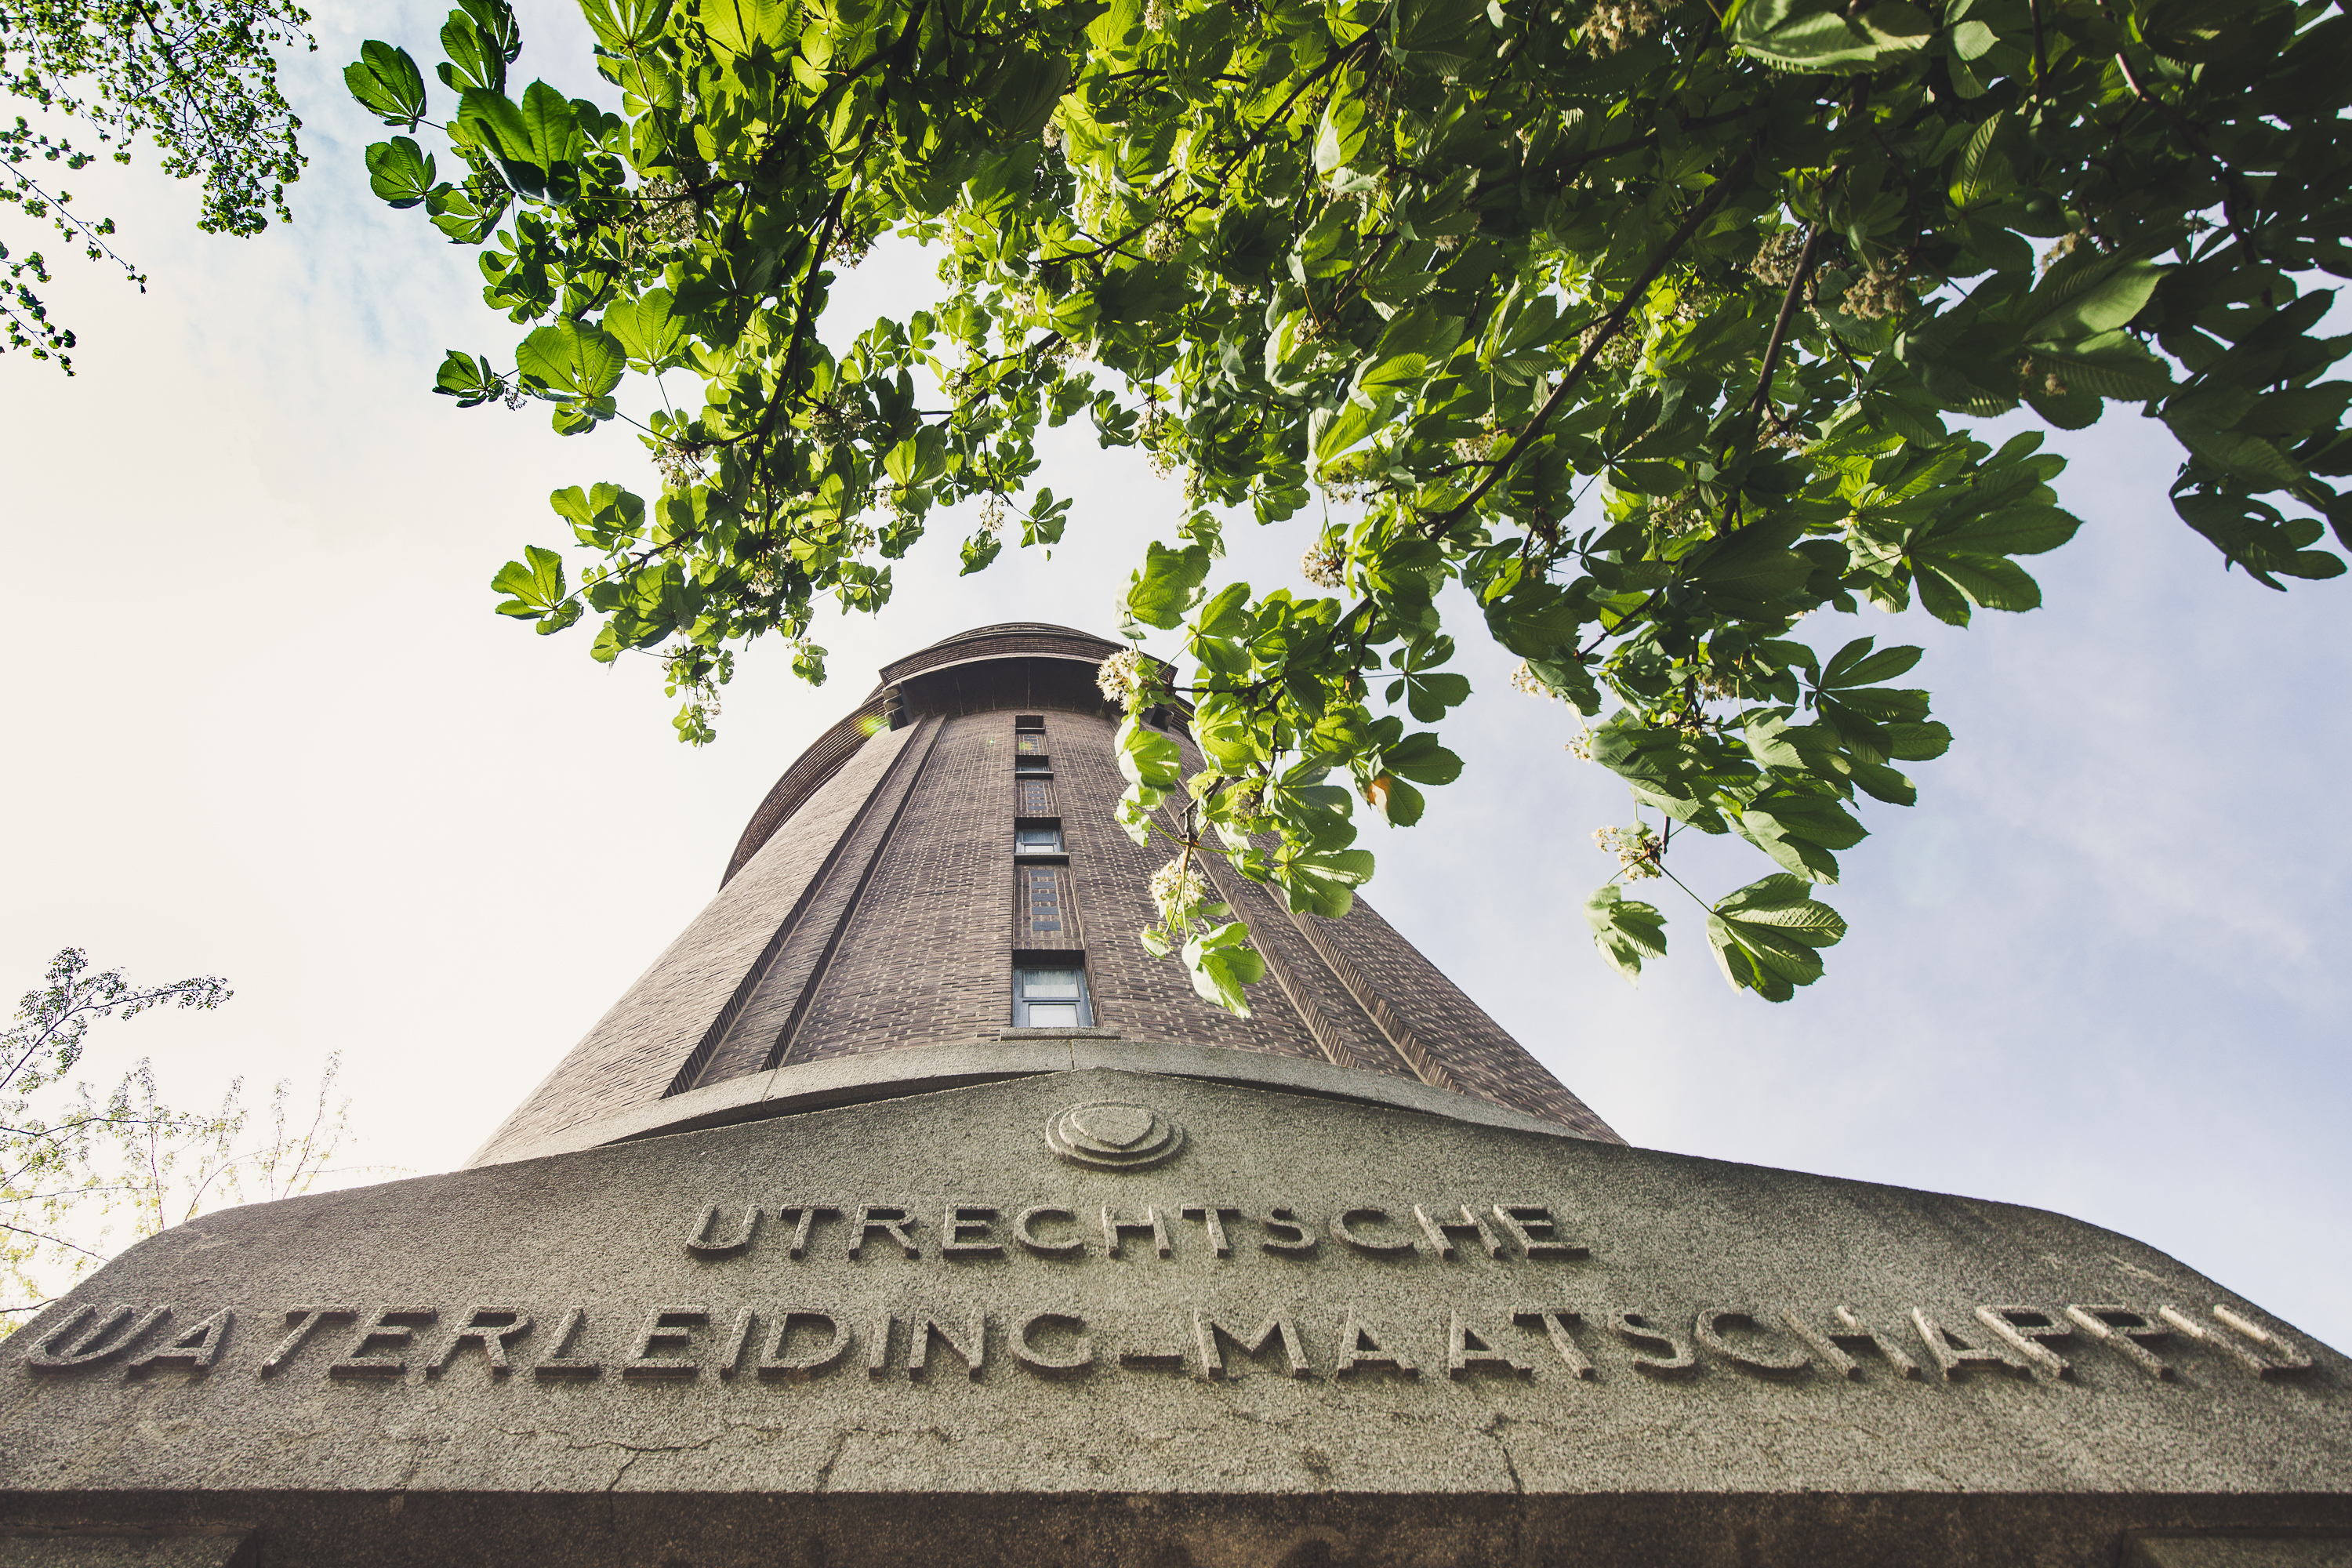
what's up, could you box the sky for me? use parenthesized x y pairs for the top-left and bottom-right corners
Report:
(2, 3), (2346, 1347)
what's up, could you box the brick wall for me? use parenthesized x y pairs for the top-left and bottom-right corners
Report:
(473, 627), (1623, 1163)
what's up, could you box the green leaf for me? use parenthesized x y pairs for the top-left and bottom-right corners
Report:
(1116, 713), (1182, 791)
(2024, 261), (2165, 344)
(1124, 541), (1210, 630)
(1314, 89), (1367, 175)
(492, 543), (568, 619)
(1382, 731), (1463, 786)
(1367, 773), (1426, 826)
(1116, 782), (1164, 846)
(579, 0), (670, 49)
(1706, 874), (1847, 1002)
(1820, 636), (1921, 688)
(1733, 789), (1865, 882)
(1276, 847), (1374, 919)
(603, 289), (685, 366)
(1730, 0), (1932, 72)
(433, 349), (504, 405)
(1927, 505), (2085, 557)
(1585, 884), (1667, 985)
(958, 532), (1002, 575)
(1182, 921), (1265, 1014)
(365, 138), (436, 208)
(516, 320), (626, 399)
(345, 42), (428, 127)
(438, 13), (508, 94)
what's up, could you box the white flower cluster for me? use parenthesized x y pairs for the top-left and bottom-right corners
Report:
(1593, 822), (1662, 880)
(1511, 660), (1555, 699)
(1097, 648), (1153, 710)
(1841, 260), (1913, 321)
(1150, 855), (1210, 922)
(1300, 542), (1347, 589)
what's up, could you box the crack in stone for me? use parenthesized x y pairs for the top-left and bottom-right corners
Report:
(812, 1428), (854, 1493)
(1479, 1414), (1526, 1496)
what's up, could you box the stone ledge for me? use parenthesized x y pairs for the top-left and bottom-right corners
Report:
(465, 1036), (1598, 1167)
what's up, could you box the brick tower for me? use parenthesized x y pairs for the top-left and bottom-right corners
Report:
(7, 625), (2346, 1568)
(471, 621), (1620, 1167)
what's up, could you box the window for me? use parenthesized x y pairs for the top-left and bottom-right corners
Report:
(1014, 714), (1045, 731)
(1015, 826), (1062, 855)
(1014, 733), (1044, 754)
(1014, 967), (1091, 1028)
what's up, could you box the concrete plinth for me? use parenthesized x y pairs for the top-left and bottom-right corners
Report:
(2, 1064), (2347, 1566)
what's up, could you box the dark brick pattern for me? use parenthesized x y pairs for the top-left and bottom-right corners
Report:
(786, 713), (1019, 1060)
(476, 626), (1622, 1158)
(1018, 861), (1082, 951)
(1051, 713), (1325, 1060)
(684, 717), (946, 1089)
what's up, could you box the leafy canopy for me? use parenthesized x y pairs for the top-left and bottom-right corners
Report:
(349, 0), (2352, 1007)
(1, 0), (312, 372)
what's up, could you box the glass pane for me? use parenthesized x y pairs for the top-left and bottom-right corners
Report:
(1025, 1002), (1080, 1027)
(1022, 969), (1082, 999)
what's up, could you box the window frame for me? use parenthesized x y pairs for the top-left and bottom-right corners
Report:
(1014, 824), (1065, 856)
(1013, 965), (1093, 1029)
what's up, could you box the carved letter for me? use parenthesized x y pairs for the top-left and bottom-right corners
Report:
(1490, 1204), (1587, 1260)
(1013, 1312), (1093, 1379)
(1973, 1305), (2072, 1381)
(1193, 1312), (1311, 1381)
(1911, 1308), (2028, 1381)
(779, 1205), (840, 1260)
(1512, 1307), (1596, 1380)
(1795, 1306), (1921, 1381)
(684, 1204), (762, 1259)
(760, 1312), (850, 1382)
(259, 1306), (358, 1377)
(622, 1305), (707, 1381)
(1016, 1205), (1085, 1258)
(1412, 1206), (1503, 1261)
(1332, 1208), (1417, 1258)
(1447, 1313), (1530, 1381)
(1118, 1317), (1189, 1371)
(1333, 1311), (1418, 1380)
(2160, 1304), (2316, 1380)
(2065, 1305), (2174, 1381)
(1610, 1311), (1696, 1377)
(1257, 1207), (1318, 1258)
(716, 1307), (757, 1381)
(906, 1311), (985, 1381)
(533, 1307), (602, 1381)
(1694, 1308), (1809, 1377)
(23, 1304), (169, 1375)
(1178, 1204), (1241, 1259)
(849, 1205), (920, 1259)
(942, 1203), (1005, 1261)
(866, 1315), (895, 1379)
(126, 1308), (234, 1377)
(426, 1305), (532, 1380)
(330, 1307), (437, 1380)
(1102, 1206), (1171, 1260)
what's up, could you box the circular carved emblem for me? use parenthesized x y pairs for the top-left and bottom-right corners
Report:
(1044, 1101), (1186, 1171)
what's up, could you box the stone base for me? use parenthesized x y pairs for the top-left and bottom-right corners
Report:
(4, 1066), (2348, 1566)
